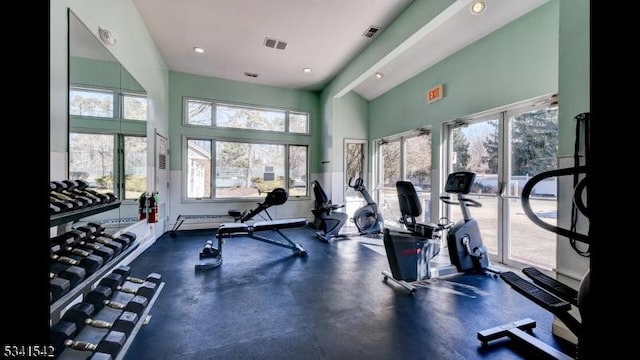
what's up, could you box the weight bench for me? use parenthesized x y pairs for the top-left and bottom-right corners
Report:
(195, 188), (308, 270)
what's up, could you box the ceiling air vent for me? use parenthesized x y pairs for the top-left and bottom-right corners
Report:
(362, 26), (381, 39)
(244, 72), (259, 78)
(264, 37), (287, 50)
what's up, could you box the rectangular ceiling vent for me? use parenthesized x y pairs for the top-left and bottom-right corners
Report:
(362, 26), (381, 39)
(244, 72), (259, 78)
(264, 37), (287, 50)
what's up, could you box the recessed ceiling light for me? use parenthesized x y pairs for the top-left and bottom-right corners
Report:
(470, 1), (486, 15)
(303, 68), (312, 73)
(375, 72), (383, 79)
(193, 47), (205, 53)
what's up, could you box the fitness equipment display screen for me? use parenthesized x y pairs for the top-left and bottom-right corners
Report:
(444, 171), (475, 194)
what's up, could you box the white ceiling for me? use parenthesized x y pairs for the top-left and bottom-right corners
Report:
(131, 0), (549, 101)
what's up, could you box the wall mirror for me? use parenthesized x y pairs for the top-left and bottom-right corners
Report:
(67, 10), (148, 230)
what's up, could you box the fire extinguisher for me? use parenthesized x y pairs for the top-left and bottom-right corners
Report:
(148, 192), (159, 223)
(138, 192), (148, 220)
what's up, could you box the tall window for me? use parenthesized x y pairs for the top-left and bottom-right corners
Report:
(183, 98), (310, 200)
(185, 139), (308, 200)
(378, 130), (432, 227)
(444, 95), (558, 270)
(68, 85), (148, 201)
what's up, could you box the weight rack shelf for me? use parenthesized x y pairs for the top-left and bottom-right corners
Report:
(50, 241), (139, 324)
(50, 201), (122, 227)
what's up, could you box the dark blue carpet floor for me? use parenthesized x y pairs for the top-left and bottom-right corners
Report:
(123, 226), (575, 360)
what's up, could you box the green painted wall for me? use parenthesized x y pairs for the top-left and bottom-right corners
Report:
(369, 0), (559, 171)
(319, 0), (452, 176)
(50, 0), (169, 174)
(168, 71), (320, 170)
(557, 0), (590, 157)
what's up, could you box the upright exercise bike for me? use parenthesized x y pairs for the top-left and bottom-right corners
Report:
(382, 171), (494, 294)
(347, 176), (383, 236)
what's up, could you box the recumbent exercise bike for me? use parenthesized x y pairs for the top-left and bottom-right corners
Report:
(312, 177), (383, 241)
(382, 171), (495, 294)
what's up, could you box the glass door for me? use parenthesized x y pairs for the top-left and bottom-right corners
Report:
(444, 96), (559, 270)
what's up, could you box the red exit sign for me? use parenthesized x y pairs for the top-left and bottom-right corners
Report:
(426, 84), (444, 103)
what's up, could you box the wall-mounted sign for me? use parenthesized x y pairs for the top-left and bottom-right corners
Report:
(426, 84), (444, 103)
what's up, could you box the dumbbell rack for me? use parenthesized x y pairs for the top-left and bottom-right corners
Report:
(55, 278), (165, 360)
(50, 200), (164, 359)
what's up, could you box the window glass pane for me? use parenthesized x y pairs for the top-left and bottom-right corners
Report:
(289, 112), (309, 133)
(124, 136), (147, 200)
(69, 133), (115, 194)
(217, 105), (285, 131)
(123, 94), (147, 120)
(186, 139), (212, 199)
(289, 145), (307, 197)
(381, 141), (401, 188)
(380, 140), (401, 228)
(449, 119), (500, 254)
(69, 88), (114, 117)
(508, 106), (558, 269)
(187, 100), (212, 126)
(215, 141), (285, 198)
(404, 134), (432, 222)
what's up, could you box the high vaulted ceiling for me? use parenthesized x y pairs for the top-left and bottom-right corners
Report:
(131, 0), (549, 101)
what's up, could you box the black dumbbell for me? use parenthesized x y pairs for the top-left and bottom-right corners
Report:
(50, 320), (79, 356)
(61, 302), (138, 336)
(62, 179), (104, 204)
(50, 202), (62, 214)
(64, 331), (126, 357)
(112, 265), (162, 286)
(87, 222), (137, 244)
(77, 225), (130, 251)
(50, 276), (71, 303)
(50, 262), (86, 288)
(50, 182), (87, 208)
(51, 234), (115, 264)
(85, 285), (149, 316)
(52, 180), (95, 207)
(51, 320), (121, 357)
(75, 179), (118, 203)
(51, 245), (103, 275)
(50, 192), (75, 212)
(98, 273), (157, 299)
(86, 224), (136, 249)
(73, 228), (124, 255)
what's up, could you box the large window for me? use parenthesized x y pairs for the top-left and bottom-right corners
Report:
(185, 138), (308, 200)
(444, 96), (559, 270)
(184, 98), (309, 134)
(68, 85), (148, 202)
(378, 130), (432, 228)
(183, 99), (310, 200)
(69, 133), (147, 201)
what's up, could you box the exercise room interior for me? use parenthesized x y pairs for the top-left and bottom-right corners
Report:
(40, 0), (598, 359)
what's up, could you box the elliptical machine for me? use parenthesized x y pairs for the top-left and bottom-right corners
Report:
(347, 176), (383, 236)
(382, 171), (494, 294)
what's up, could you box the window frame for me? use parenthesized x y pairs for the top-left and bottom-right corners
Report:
(68, 84), (148, 203)
(182, 97), (310, 134)
(182, 135), (309, 202)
